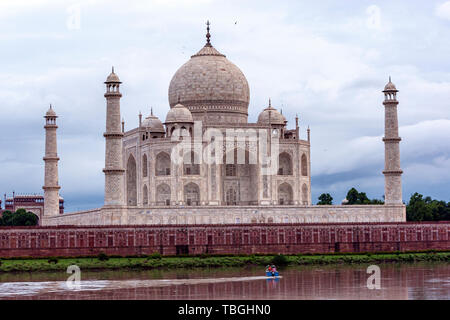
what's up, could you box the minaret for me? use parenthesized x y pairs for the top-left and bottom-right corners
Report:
(103, 67), (125, 206)
(43, 104), (61, 216)
(382, 77), (403, 204)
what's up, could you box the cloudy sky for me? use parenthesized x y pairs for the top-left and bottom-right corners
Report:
(0, 0), (449, 211)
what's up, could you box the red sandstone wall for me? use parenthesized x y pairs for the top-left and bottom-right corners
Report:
(0, 222), (449, 257)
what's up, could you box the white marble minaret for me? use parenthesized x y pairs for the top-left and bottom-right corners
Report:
(43, 105), (61, 216)
(382, 77), (403, 205)
(103, 67), (125, 206)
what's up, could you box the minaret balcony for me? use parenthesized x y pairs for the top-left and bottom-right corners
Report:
(104, 91), (122, 98)
(382, 169), (403, 175)
(103, 132), (124, 138)
(43, 156), (60, 161)
(382, 137), (401, 142)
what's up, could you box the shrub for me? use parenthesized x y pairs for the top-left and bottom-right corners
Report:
(149, 252), (162, 260)
(97, 252), (109, 261)
(271, 254), (289, 266)
(47, 257), (58, 264)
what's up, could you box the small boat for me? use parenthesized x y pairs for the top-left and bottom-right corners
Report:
(265, 270), (279, 277)
(265, 265), (279, 277)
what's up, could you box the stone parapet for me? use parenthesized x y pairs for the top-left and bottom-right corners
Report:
(40, 204), (406, 226)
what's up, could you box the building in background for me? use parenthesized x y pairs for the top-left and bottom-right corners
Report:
(1, 193), (64, 221)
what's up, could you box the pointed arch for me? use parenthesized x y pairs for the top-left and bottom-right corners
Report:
(184, 182), (200, 205)
(142, 154), (148, 177)
(156, 183), (171, 206)
(302, 183), (309, 205)
(126, 155), (137, 206)
(278, 182), (293, 205)
(180, 126), (189, 137)
(155, 152), (171, 176)
(143, 184), (148, 205)
(278, 152), (292, 175)
(301, 153), (308, 176)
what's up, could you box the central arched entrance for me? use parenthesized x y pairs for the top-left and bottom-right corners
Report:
(222, 148), (258, 205)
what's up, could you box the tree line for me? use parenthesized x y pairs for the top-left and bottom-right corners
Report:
(317, 188), (450, 221)
(0, 209), (39, 226)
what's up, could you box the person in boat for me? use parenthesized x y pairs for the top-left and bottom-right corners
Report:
(271, 265), (277, 276)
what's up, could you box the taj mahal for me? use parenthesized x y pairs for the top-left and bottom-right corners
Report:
(40, 23), (405, 226)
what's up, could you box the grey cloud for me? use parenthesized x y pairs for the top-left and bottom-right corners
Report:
(1, 0), (449, 211)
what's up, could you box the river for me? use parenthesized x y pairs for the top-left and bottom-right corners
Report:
(0, 263), (448, 300)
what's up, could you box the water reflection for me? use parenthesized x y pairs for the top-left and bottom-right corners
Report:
(0, 263), (448, 300)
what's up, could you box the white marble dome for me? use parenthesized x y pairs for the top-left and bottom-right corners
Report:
(384, 77), (397, 91)
(142, 113), (165, 133)
(105, 68), (120, 83)
(45, 105), (56, 117)
(168, 40), (250, 122)
(165, 103), (193, 124)
(257, 101), (285, 125)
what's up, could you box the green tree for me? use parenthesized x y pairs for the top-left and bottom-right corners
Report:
(317, 193), (333, 205)
(346, 188), (359, 204)
(1, 211), (13, 226)
(406, 193), (450, 221)
(345, 188), (384, 205)
(0, 209), (38, 226)
(369, 198), (385, 205)
(357, 192), (370, 204)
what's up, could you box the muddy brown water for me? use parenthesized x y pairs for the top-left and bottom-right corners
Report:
(0, 263), (448, 300)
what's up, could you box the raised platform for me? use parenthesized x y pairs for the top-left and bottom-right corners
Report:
(1, 221), (448, 257)
(40, 204), (406, 226)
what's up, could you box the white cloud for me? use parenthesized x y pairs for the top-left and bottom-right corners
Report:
(435, 1), (450, 20)
(1, 0), (450, 210)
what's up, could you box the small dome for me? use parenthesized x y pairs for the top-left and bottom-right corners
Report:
(165, 103), (193, 124)
(45, 105), (56, 117)
(142, 113), (165, 133)
(257, 100), (285, 125)
(281, 110), (287, 123)
(106, 67), (120, 83)
(384, 77), (397, 91)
